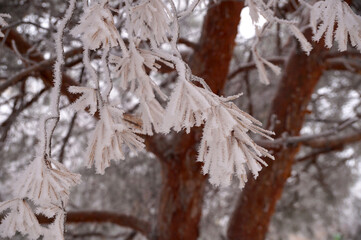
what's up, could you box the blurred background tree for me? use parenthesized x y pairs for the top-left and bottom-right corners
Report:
(1, 0), (361, 239)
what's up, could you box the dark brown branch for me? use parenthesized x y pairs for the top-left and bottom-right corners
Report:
(177, 37), (198, 49)
(154, 1), (245, 240)
(324, 50), (361, 59)
(36, 211), (150, 237)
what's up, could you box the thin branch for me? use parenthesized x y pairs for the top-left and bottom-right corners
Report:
(1, 87), (48, 142)
(177, 37), (198, 49)
(304, 128), (361, 148)
(0, 47), (82, 95)
(227, 57), (285, 80)
(58, 113), (77, 163)
(296, 146), (343, 162)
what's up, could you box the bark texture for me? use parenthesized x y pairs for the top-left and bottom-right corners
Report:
(154, 2), (244, 240)
(227, 31), (327, 240)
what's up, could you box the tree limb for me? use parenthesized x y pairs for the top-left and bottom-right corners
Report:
(36, 211), (150, 237)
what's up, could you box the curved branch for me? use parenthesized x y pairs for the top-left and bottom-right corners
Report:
(36, 211), (150, 237)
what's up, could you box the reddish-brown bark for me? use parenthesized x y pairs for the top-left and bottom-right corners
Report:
(154, 2), (244, 240)
(227, 30), (327, 240)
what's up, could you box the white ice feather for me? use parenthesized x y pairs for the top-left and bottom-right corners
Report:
(310, 0), (361, 51)
(0, 199), (43, 240)
(195, 93), (274, 188)
(71, 1), (121, 50)
(86, 105), (145, 174)
(162, 80), (216, 133)
(110, 45), (169, 100)
(129, 0), (173, 46)
(13, 156), (81, 205)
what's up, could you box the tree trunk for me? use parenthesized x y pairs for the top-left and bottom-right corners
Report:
(227, 31), (327, 240)
(154, 2), (244, 239)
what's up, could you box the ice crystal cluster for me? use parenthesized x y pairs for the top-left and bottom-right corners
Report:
(1, 0), (361, 238)
(310, 0), (361, 51)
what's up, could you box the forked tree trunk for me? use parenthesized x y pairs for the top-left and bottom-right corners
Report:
(227, 31), (327, 240)
(154, 2), (244, 239)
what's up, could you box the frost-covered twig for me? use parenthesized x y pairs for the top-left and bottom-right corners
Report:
(245, 0), (312, 84)
(252, 26), (281, 85)
(44, 0), (77, 156)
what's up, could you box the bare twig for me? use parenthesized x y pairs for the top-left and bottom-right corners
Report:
(1, 87), (48, 142)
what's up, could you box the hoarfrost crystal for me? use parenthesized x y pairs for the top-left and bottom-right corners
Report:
(110, 45), (168, 99)
(196, 96), (274, 188)
(71, 1), (120, 50)
(86, 105), (145, 174)
(43, 211), (65, 240)
(130, 0), (173, 46)
(139, 97), (165, 135)
(310, 0), (361, 51)
(162, 80), (217, 133)
(13, 156), (81, 205)
(164, 78), (274, 187)
(0, 199), (43, 240)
